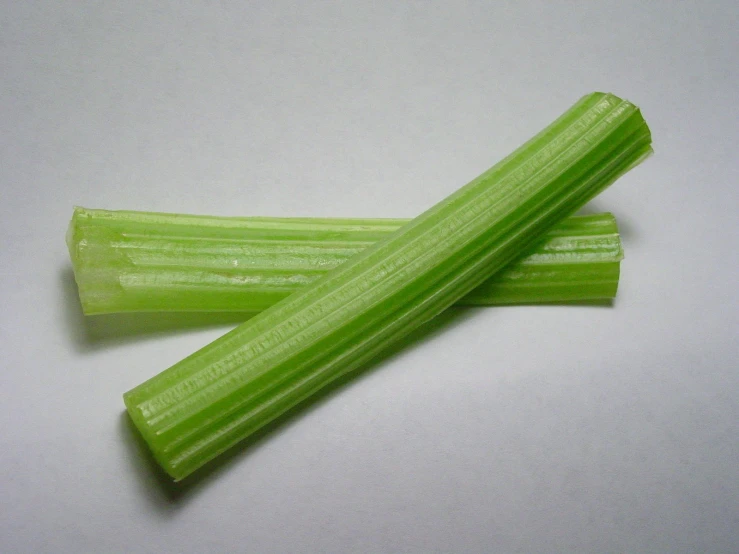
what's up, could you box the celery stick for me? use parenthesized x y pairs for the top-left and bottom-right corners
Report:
(68, 208), (623, 313)
(124, 93), (652, 480)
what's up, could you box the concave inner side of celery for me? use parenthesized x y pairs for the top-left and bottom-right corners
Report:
(124, 93), (652, 480)
(68, 208), (623, 314)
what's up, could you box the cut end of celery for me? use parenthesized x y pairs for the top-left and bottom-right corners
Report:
(123, 392), (183, 480)
(67, 207), (126, 315)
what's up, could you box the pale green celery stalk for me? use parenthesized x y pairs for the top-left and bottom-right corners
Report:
(124, 92), (652, 480)
(67, 208), (623, 313)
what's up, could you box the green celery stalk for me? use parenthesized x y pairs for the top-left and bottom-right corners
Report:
(68, 208), (623, 313)
(124, 92), (652, 480)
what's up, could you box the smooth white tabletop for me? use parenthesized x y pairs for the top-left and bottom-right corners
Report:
(2, 2), (737, 552)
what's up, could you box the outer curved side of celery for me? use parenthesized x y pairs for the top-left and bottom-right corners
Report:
(124, 93), (652, 480)
(68, 208), (623, 313)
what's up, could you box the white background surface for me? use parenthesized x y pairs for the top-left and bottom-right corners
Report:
(1, 2), (738, 552)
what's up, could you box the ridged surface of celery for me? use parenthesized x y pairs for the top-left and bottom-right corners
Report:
(125, 93), (652, 480)
(68, 209), (623, 313)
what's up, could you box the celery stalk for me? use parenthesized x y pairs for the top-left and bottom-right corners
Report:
(124, 93), (652, 480)
(68, 208), (623, 313)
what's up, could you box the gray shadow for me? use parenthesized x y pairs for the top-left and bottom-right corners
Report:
(481, 299), (616, 309)
(119, 412), (185, 511)
(60, 268), (256, 352)
(118, 306), (480, 510)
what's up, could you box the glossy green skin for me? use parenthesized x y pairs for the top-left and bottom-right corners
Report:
(68, 208), (623, 314)
(123, 93), (652, 480)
